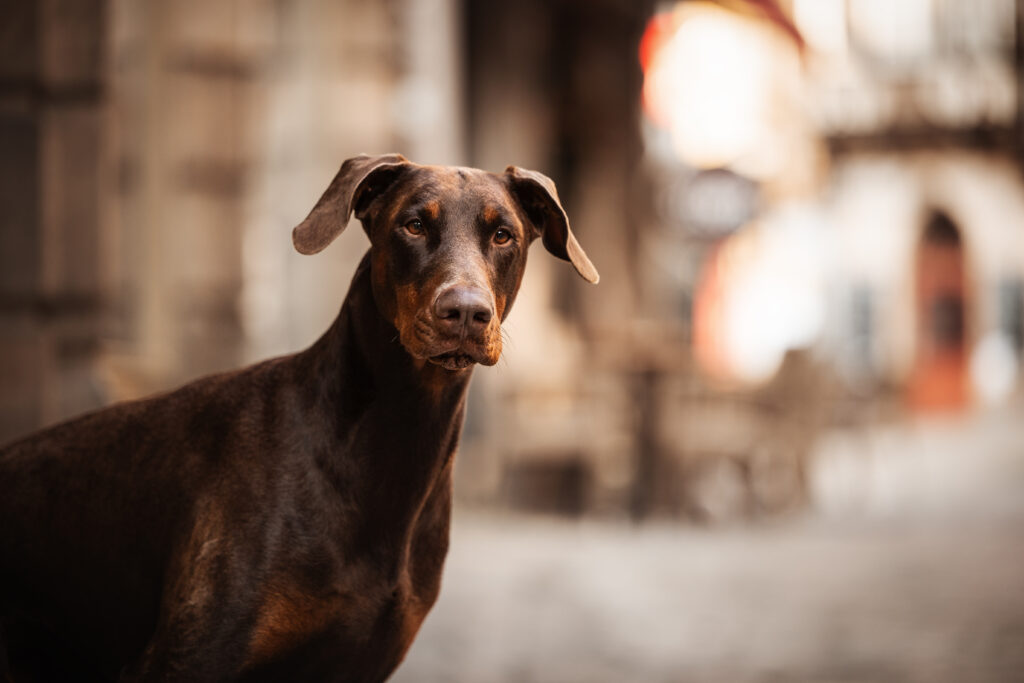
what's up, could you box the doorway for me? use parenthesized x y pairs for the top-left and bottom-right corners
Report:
(908, 210), (969, 412)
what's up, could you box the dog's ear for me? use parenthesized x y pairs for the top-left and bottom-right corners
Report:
(293, 153), (409, 255)
(505, 166), (599, 284)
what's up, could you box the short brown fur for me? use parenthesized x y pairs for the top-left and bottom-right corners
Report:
(0, 154), (597, 682)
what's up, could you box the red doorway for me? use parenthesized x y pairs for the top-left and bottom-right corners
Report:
(908, 211), (969, 412)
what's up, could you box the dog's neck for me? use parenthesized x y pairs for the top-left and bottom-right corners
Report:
(301, 251), (471, 555)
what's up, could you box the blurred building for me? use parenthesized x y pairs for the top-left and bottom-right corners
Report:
(1, 0), (1023, 523)
(628, 0), (1024, 519)
(473, 0), (1024, 520)
(0, 0), (661, 516)
(805, 0), (1024, 412)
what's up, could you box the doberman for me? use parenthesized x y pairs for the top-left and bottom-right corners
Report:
(0, 154), (598, 682)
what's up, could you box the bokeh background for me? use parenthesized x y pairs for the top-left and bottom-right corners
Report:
(2, 0), (1024, 680)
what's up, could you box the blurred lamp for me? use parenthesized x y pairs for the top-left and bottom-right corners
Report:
(641, 3), (793, 178)
(792, 0), (847, 55)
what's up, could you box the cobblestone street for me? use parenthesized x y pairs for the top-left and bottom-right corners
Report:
(394, 408), (1024, 682)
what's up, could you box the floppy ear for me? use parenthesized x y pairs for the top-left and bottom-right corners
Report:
(505, 166), (599, 284)
(292, 153), (409, 255)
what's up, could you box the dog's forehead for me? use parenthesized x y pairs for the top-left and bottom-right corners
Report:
(400, 164), (511, 208)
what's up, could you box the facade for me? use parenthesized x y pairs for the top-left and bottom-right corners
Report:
(1, 0), (1021, 521)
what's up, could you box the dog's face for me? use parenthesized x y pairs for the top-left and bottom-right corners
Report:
(292, 154), (598, 371)
(363, 165), (534, 370)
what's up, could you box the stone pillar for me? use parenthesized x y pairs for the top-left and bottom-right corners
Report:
(0, 0), (110, 443)
(241, 0), (413, 362)
(110, 0), (279, 393)
(459, 0), (654, 509)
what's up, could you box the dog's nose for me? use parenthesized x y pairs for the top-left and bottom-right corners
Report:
(433, 286), (493, 335)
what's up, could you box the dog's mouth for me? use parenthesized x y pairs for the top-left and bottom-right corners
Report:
(399, 314), (501, 370)
(427, 350), (477, 371)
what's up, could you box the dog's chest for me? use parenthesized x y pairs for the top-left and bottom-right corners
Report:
(241, 578), (430, 680)
(241, 476), (452, 679)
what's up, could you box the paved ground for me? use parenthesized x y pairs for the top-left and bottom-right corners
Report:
(392, 407), (1024, 682)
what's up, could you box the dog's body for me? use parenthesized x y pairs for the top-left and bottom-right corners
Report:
(0, 155), (597, 682)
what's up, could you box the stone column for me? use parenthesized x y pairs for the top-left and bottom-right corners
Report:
(0, 0), (110, 443)
(110, 0), (279, 393)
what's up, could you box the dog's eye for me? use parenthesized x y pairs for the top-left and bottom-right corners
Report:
(493, 228), (512, 245)
(405, 219), (424, 236)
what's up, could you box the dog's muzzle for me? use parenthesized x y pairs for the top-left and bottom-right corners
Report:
(393, 284), (493, 370)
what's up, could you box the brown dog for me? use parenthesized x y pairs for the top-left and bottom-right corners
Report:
(0, 154), (597, 682)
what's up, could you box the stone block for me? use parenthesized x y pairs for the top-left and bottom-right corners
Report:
(40, 0), (106, 88)
(0, 1), (40, 81)
(40, 103), (103, 298)
(164, 0), (278, 63)
(169, 193), (244, 291)
(0, 111), (41, 297)
(161, 72), (250, 166)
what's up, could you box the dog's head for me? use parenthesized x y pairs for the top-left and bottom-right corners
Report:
(292, 154), (598, 371)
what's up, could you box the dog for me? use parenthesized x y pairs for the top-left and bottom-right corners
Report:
(0, 153), (598, 682)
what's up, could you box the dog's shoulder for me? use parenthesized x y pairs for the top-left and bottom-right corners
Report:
(0, 353), (303, 460)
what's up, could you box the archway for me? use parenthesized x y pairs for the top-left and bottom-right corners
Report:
(908, 211), (969, 412)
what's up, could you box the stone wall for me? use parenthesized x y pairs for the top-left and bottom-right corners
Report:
(0, 0), (466, 441)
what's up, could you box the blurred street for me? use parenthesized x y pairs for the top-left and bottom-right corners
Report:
(396, 405), (1024, 683)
